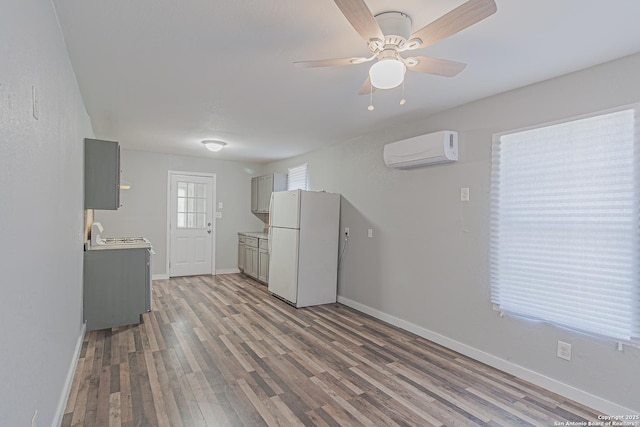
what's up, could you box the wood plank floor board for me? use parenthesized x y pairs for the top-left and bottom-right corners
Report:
(358, 391), (437, 427)
(64, 273), (605, 426)
(149, 350), (181, 427)
(347, 394), (402, 427)
(118, 359), (133, 425)
(387, 361), (495, 424)
(95, 366), (112, 427)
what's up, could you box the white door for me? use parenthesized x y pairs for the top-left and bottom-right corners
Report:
(268, 227), (299, 304)
(270, 190), (301, 229)
(169, 173), (215, 277)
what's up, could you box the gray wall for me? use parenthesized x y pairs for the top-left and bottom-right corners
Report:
(95, 149), (265, 276)
(0, 0), (93, 425)
(265, 53), (640, 412)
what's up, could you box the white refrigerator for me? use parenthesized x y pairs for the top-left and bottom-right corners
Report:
(268, 190), (341, 307)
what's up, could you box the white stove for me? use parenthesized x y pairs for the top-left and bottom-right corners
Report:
(102, 237), (152, 247)
(88, 223), (152, 250)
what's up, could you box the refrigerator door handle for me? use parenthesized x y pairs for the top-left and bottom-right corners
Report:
(268, 192), (274, 256)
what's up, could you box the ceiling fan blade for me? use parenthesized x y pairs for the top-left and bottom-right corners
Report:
(408, 0), (497, 49)
(294, 56), (372, 68)
(357, 76), (376, 95)
(406, 56), (467, 77)
(334, 0), (384, 43)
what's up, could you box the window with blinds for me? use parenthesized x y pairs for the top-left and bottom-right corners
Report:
(489, 107), (639, 343)
(287, 163), (308, 191)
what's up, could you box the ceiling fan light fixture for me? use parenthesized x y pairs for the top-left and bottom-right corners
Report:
(202, 140), (226, 152)
(369, 59), (406, 90)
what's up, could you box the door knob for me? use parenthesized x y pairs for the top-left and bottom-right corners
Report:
(207, 229), (212, 234)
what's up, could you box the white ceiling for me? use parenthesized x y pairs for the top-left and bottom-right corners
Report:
(52, 0), (640, 164)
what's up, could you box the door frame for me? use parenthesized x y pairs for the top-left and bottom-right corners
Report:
(166, 170), (217, 277)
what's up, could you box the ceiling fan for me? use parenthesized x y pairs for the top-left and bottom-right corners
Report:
(295, 0), (497, 96)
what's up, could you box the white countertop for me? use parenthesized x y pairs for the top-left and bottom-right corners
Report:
(85, 237), (152, 251)
(238, 231), (268, 239)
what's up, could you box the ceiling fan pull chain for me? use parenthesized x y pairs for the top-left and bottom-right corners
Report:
(400, 79), (407, 106)
(368, 82), (375, 111)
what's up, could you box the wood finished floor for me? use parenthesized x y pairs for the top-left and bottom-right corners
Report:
(63, 274), (603, 427)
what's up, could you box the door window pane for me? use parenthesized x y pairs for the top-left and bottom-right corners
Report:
(177, 182), (187, 197)
(176, 180), (208, 229)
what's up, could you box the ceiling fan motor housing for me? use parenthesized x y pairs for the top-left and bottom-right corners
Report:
(373, 12), (412, 50)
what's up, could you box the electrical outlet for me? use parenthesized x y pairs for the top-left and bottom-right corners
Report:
(557, 341), (571, 361)
(344, 227), (350, 237)
(367, 228), (373, 238)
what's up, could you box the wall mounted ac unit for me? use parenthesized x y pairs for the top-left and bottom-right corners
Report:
(383, 130), (458, 169)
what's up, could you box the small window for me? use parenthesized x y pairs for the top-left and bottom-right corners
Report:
(287, 163), (308, 191)
(176, 181), (207, 229)
(490, 107), (639, 343)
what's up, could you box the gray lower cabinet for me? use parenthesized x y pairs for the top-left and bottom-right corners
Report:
(238, 234), (269, 283)
(84, 248), (149, 331)
(258, 241), (269, 283)
(244, 236), (259, 279)
(238, 235), (246, 271)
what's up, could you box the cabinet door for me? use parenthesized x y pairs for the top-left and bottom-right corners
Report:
(85, 138), (120, 210)
(244, 246), (257, 278)
(250, 247), (259, 279)
(238, 242), (245, 271)
(251, 177), (259, 213)
(258, 175), (273, 213)
(84, 249), (146, 331)
(258, 248), (269, 283)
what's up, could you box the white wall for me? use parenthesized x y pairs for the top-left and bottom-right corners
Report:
(265, 53), (640, 413)
(0, 0), (93, 425)
(95, 149), (265, 276)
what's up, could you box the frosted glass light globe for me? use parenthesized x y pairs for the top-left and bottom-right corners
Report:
(369, 59), (406, 89)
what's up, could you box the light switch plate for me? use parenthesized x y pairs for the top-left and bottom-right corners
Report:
(460, 187), (470, 202)
(218, 202), (223, 209)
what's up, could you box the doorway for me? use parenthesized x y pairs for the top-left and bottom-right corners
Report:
(167, 171), (216, 277)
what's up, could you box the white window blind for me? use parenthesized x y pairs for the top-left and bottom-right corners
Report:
(287, 163), (308, 190)
(490, 108), (639, 343)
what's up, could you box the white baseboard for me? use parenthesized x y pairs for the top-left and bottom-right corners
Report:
(152, 269), (240, 280)
(216, 268), (241, 275)
(336, 295), (635, 416)
(53, 322), (86, 427)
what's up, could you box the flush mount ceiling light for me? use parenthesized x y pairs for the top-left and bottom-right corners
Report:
(202, 140), (226, 152)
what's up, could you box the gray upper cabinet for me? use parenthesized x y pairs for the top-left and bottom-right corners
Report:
(85, 138), (120, 210)
(251, 173), (286, 213)
(251, 177), (259, 213)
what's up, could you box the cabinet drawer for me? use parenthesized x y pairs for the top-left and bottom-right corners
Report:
(245, 236), (258, 247)
(238, 235), (246, 244)
(259, 238), (269, 249)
